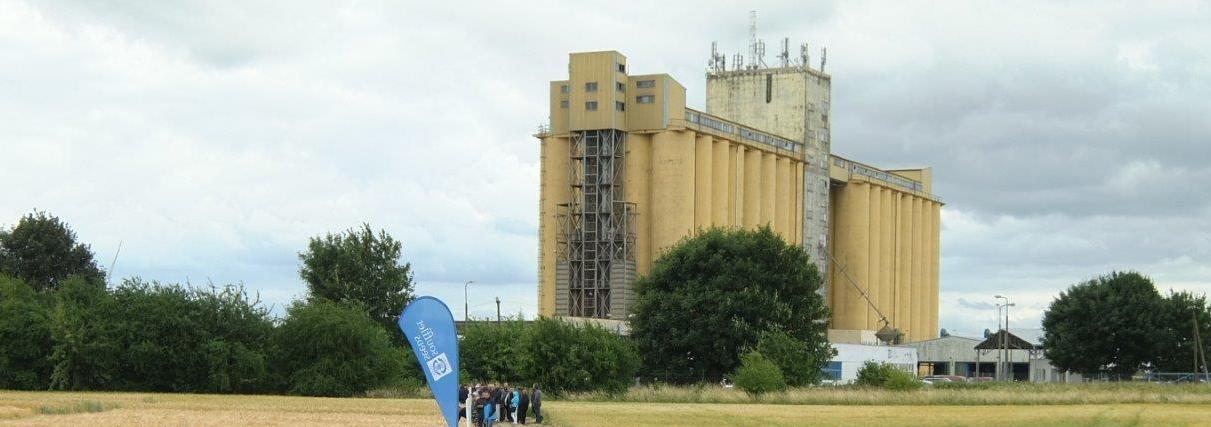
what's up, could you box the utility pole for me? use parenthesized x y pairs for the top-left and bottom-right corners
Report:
(463, 281), (475, 322)
(995, 295), (1012, 381)
(495, 297), (501, 324)
(1195, 310), (1209, 381)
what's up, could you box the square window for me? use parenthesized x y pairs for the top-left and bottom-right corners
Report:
(615, 101), (625, 112)
(616, 82), (625, 92)
(559, 100), (568, 108)
(585, 101), (598, 111)
(560, 84), (569, 94)
(585, 82), (598, 92)
(636, 95), (655, 104)
(616, 63), (626, 73)
(636, 80), (656, 88)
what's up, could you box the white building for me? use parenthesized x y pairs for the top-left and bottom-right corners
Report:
(825, 343), (918, 384)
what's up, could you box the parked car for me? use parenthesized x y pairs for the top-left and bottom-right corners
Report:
(921, 375), (967, 384)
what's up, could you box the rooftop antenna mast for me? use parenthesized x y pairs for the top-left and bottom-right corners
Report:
(748, 10), (765, 69)
(800, 42), (810, 69)
(709, 41), (726, 72)
(779, 37), (790, 67)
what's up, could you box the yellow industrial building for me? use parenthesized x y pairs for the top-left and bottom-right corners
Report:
(536, 48), (942, 342)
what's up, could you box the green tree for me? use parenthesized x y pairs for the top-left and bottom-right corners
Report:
(460, 317), (528, 384)
(270, 299), (404, 397)
(0, 275), (54, 389)
(731, 350), (786, 394)
(630, 227), (831, 382)
(299, 224), (414, 340)
(518, 317), (639, 394)
(0, 211), (105, 292)
(1154, 290), (1211, 373)
(1041, 271), (1165, 379)
(48, 275), (118, 390)
(755, 329), (832, 386)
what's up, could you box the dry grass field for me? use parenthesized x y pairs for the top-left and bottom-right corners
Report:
(3, 389), (1211, 426)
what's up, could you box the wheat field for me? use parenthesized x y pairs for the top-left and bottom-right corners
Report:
(4, 390), (1211, 426)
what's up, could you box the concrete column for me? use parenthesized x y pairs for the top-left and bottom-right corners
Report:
(775, 157), (790, 239)
(867, 185), (882, 330)
(880, 187), (895, 332)
(761, 152), (776, 228)
(626, 133), (652, 278)
(900, 193), (915, 340)
(910, 196), (924, 341)
(712, 139), (729, 227)
(538, 136), (570, 317)
(694, 134), (713, 229)
(651, 130), (695, 257)
(835, 182), (870, 330)
(743, 148), (761, 229)
(930, 202), (942, 339)
(794, 161), (804, 245)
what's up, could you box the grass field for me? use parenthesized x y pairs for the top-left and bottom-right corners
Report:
(3, 388), (1211, 426)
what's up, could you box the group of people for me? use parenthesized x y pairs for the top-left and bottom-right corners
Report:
(458, 383), (542, 426)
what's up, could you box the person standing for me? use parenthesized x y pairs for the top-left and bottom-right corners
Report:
(483, 390), (497, 427)
(530, 384), (542, 424)
(510, 387), (520, 422)
(516, 387), (530, 424)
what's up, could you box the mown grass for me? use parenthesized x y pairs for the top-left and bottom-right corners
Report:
(560, 382), (1211, 406)
(35, 399), (118, 415)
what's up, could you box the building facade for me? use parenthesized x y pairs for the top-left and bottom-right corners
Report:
(537, 50), (943, 342)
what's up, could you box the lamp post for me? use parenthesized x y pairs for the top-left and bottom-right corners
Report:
(464, 280), (475, 322)
(995, 295), (1013, 381)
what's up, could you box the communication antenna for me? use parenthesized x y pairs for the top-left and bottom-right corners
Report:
(779, 37), (790, 67)
(820, 47), (828, 73)
(747, 10), (766, 69)
(733, 53), (744, 70)
(709, 41), (727, 72)
(800, 42), (810, 68)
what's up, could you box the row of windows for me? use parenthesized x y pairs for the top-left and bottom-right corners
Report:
(559, 79), (657, 94)
(560, 96), (656, 109)
(581, 101), (627, 112)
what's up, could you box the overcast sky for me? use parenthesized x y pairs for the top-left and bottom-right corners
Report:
(3, 1), (1209, 336)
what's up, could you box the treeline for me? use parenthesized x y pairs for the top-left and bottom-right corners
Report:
(0, 274), (420, 395)
(459, 318), (638, 394)
(0, 210), (639, 396)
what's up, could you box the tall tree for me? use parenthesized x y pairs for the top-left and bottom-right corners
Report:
(298, 224), (414, 339)
(629, 227), (832, 383)
(1154, 290), (1211, 373)
(1041, 271), (1164, 379)
(0, 210), (105, 292)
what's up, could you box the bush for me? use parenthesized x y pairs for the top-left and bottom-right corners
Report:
(732, 351), (786, 394)
(755, 330), (831, 386)
(460, 318), (528, 384)
(854, 361), (921, 391)
(519, 317), (640, 394)
(271, 300), (404, 396)
(48, 278), (274, 393)
(0, 275), (54, 389)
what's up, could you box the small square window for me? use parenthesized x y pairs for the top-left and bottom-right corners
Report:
(559, 100), (568, 108)
(616, 82), (625, 92)
(585, 101), (598, 111)
(585, 82), (598, 92)
(617, 63), (626, 73)
(560, 84), (569, 94)
(636, 95), (655, 104)
(636, 80), (656, 88)
(615, 101), (625, 112)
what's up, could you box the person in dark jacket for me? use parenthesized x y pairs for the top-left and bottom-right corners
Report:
(531, 384), (543, 423)
(516, 387), (530, 424)
(459, 385), (469, 420)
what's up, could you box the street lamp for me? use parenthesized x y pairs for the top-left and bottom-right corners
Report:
(995, 295), (1014, 381)
(464, 281), (475, 322)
